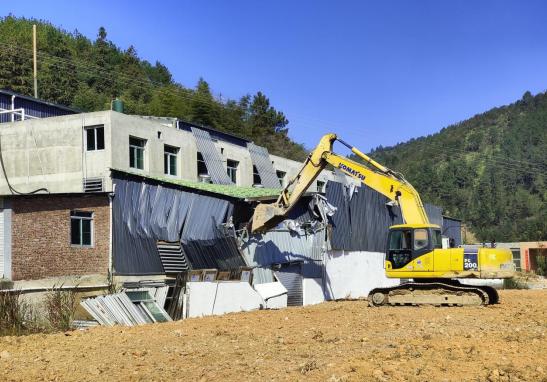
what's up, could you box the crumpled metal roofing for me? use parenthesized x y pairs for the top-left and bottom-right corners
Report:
(112, 175), (245, 275)
(325, 181), (404, 252)
(326, 181), (446, 252)
(247, 142), (281, 188)
(240, 226), (327, 285)
(191, 126), (234, 185)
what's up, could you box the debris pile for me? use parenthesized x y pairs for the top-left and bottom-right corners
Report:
(80, 290), (171, 326)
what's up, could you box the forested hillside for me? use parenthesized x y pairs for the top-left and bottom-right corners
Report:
(0, 16), (307, 160)
(1, 17), (545, 242)
(365, 91), (547, 242)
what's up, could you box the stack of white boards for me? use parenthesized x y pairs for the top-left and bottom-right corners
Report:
(80, 290), (172, 326)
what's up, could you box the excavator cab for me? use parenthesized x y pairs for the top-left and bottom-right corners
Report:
(386, 224), (442, 270)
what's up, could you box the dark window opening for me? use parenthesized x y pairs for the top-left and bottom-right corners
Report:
(317, 181), (325, 193)
(227, 159), (238, 183)
(276, 170), (286, 187)
(129, 136), (146, 170)
(253, 165), (262, 185)
(164, 145), (179, 176)
(85, 125), (104, 151)
(70, 211), (93, 246)
(197, 152), (208, 176)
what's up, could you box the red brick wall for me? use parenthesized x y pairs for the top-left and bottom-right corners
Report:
(11, 195), (110, 281)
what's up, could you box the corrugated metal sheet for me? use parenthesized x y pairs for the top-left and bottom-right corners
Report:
(326, 182), (447, 252)
(182, 236), (245, 270)
(274, 264), (303, 306)
(424, 204), (443, 227)
(247, 142), (281, 188)
(190, 126), (233, 185)
(241, 228), (326, 265)
(325, 181), (404, 252)
(443, 217), (462, 246)
(251, 267), (275, 284)
(0, 90), (77, 123)
(112, 175), (244, 275)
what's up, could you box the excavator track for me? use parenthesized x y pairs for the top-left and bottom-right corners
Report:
(368, 281), (499, 307)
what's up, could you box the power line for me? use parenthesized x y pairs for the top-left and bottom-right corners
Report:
(2, 42), (546, 173)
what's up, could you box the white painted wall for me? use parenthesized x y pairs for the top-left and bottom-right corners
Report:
(303, 278), (325, 305)
(324, 250), (400, 300)
(254, 282), (288, 309)
(186, 281), (264, 318)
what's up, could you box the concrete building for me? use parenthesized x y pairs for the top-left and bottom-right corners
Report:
(0, 110), (335, 195)
(0, 93), (342, 286)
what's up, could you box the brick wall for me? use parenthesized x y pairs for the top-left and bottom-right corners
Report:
(11, 194), (110, 281)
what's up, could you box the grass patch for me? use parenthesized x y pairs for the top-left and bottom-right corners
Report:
(0, 290), (42, 336)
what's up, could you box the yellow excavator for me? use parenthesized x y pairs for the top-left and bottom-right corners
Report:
(251, 133), (515, 306)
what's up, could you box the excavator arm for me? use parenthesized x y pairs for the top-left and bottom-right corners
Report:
(251, 133), (430, 232)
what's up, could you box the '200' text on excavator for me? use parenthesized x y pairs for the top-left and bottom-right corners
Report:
(251, 134), (515, 306)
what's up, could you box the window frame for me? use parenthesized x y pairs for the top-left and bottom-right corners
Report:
(413, 228), (430, 251)
(85, 125), (105, 152)
(164, 144), (179, 176)
(253, 165), (262, 185)
(129, 136), (146, 170)
(70, 211), (94, 247)
(197, 152), (208, 176)
(276, 170), (286, 187)
(317, 180), (326, 193)
(226, 159), (239, 184)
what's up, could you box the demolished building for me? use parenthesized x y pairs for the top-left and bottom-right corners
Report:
(0, 91), (465, 320)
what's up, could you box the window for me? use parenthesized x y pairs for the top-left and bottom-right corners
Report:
(387, 229), (412, 269)
(129, 137), (146, 170)
(511, 249), (521, 271)
(432, 229), (443, 249)
(227, 159), (238, 183)
(413, 229), (429, 251)
(164, 145), (178, 176)
(85, 125), (104, 151)
(70, 211), (93, 246)
(276, 170), (286, 187)
(253, 165), (262, 185)
(389, 230), (412, 250)
(317, 181), (325, 193)
(197, 152), (208, 176)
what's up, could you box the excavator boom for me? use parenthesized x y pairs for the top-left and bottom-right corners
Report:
(252, 133), (429, 232)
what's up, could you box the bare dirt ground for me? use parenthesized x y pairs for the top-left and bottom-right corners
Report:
(0, 290), (546, 382)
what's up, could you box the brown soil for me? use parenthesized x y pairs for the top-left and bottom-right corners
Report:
(1, 290), (546, 382)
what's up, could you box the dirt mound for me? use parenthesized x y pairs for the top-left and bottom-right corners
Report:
(0, 290), (546, 381)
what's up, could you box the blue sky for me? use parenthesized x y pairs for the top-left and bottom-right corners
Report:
(3, 1), (547, 151)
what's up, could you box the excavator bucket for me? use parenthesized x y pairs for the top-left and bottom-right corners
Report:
(251, 203), (285, 233)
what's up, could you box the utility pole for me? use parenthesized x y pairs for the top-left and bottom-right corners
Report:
(33, 24), (38, 98)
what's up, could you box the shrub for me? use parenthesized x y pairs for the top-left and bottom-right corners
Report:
(503, 277), (529, 290)
(44, 287), (78, 331)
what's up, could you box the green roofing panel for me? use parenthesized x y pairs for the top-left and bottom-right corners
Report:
(112, 168), (281, 199)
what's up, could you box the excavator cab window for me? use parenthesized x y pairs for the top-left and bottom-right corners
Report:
(413, 229), (429, 250)
(387, 229), (413, 269)
(432, 229), (443, 249)
(387, 228), (437, 269)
